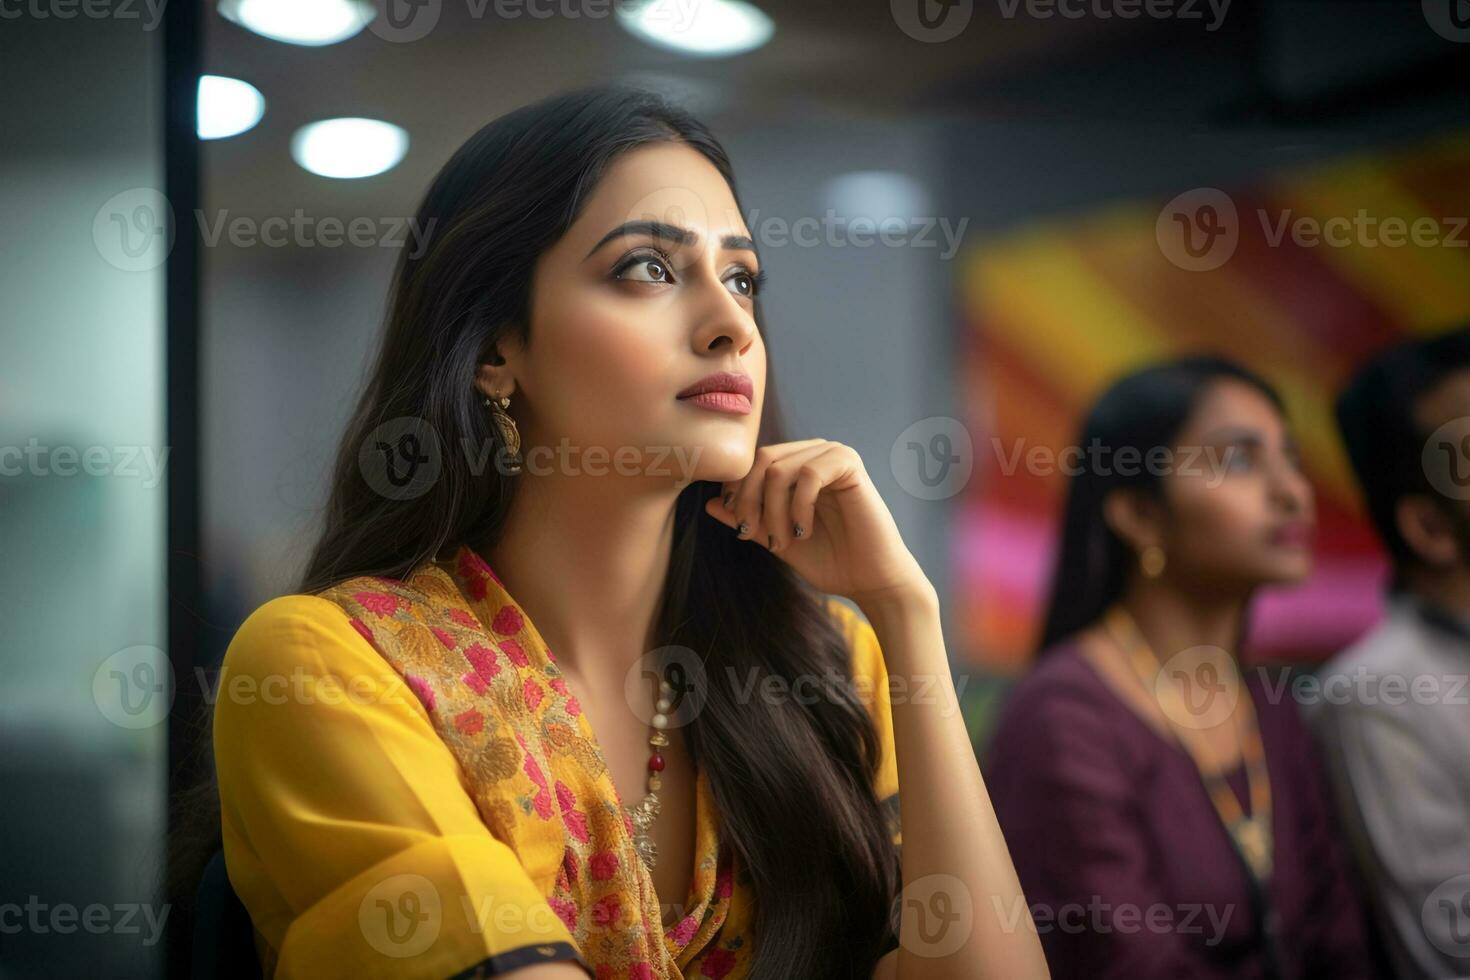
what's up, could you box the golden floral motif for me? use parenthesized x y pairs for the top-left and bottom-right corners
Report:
(475, 736), (522, 783)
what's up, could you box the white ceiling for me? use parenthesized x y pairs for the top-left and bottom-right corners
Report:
(200, 0), (1127, 218)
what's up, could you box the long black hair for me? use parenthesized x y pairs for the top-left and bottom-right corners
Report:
(208, 84), (899, 978)
(1035, 354), (1286, 653)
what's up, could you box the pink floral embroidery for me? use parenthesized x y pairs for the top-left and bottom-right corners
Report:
(532, 788), (553, 820)
(491, 604), (524, 636)
(668, 914), (699, 945)
(556, 780), (589, 842)
(590, 894), (621, 928)
(700, 948), (736, 978)
(500, 638), (530, 667)
(460, 548), (503, 585)
(353, 591), (398, 616)
(405, 674), (435, 712)
(548, 896), (578, 933)
(348, 618), (375, 646)
(328, 557), (768, 977)
(456, 551), (488, 599)
(589, 850), (619, 881)
(463, 643), (500, 683)
(518, 734), (554, 820)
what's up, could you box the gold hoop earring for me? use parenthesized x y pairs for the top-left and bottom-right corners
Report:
(1140, 544), (1166, 578)
(484, 391), (523, 475)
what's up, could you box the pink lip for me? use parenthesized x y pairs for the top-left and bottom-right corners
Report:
(1269, 522), (1313, 548)
(677, 370), (754, 408)
(678, 370), (754, 399)
(679, 391), (753, 415)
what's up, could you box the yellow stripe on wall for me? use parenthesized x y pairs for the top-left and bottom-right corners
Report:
(1270, 158), (1470, 331)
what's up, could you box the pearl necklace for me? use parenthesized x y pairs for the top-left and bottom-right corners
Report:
(624, 677), (674, 870)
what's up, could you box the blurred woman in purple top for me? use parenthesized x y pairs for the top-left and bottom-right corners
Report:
(985, 356), (1378, 980)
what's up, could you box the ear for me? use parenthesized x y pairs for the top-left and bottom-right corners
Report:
(474, 362), (510, 403)
(1102, 486), (1164, 555)
(474, 340), (519, 402)
(1395, 494), (1462, 569)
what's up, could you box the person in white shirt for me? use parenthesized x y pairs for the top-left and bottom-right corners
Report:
(1312, 326), (1470, 979)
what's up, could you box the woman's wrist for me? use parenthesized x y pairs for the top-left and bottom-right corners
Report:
(852, 576), (939, 628)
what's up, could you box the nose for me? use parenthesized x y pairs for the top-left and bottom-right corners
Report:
(689, 279), (758, 357)
(1267, 453), (1312, 515)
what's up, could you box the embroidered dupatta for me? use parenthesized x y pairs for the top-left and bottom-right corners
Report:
(317, 544), (753, 979)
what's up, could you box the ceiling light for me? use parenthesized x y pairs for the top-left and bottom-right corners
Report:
(822, 171), (932, 228)
(617, 0), (773, 57)
(217, 0), (374, 47)
(197, 75), (265, 140)
(290, 118), (410, 179)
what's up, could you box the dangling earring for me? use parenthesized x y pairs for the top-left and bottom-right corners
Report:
(1140, 544), (1166, 578)
(484, 390), (523, 475)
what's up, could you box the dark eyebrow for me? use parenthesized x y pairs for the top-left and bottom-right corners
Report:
(1203, 426), (1263, 444)
(1201, 426), (1300, 458)
(583, 220), (756, 261)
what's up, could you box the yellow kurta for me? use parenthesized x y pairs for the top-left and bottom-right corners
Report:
(214, 543), (901, 979)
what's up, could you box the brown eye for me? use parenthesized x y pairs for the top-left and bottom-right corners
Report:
(1223, 444), (1255, 472)
(728, 267), (767, 299)
(614, 254), (673, 284)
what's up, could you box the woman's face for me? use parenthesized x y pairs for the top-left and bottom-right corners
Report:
(482, 141), (766, 487)
(1155, 378), (1317, 590)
